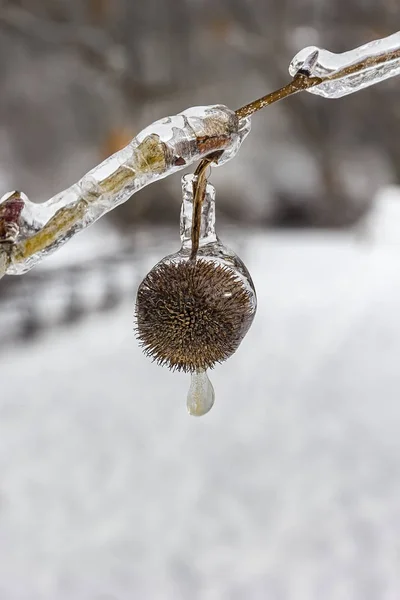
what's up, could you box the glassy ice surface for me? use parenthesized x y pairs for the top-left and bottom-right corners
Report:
(187, 370), (215, 416)
(0, 251), (7, 278)
(178, 174), (257, 316)
(0, 106), (250, 277)
(290, 30), (400, 98)
(180, 174), (217, 250)
(160, 174), (256, 415)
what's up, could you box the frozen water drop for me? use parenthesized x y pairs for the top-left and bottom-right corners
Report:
(187, 370), (215, 417)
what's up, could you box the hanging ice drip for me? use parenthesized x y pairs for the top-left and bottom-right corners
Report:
(135, 173), (257, 416)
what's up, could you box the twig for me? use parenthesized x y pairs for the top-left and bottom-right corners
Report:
(1, 32), (400, 277)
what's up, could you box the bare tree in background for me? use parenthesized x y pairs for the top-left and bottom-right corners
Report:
(0, 0), (397, 230)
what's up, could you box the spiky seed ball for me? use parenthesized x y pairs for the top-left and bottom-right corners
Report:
(135, 258), (255, 372)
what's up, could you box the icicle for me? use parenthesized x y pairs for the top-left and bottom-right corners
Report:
(290, 30), (400, 99)
(187, 370), (215, 417)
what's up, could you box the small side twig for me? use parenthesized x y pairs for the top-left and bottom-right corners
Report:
(190, 39), (400, 241)
(189, 71), (323, 254)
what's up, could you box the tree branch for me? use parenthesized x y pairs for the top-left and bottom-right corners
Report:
(1, 30), (399, 279)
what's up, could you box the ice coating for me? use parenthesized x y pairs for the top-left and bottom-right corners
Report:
(180, 174), (217, 250)
(180, 173), (257, 419)
(290, 30), (400, 98)
(0, 252), (6, 279)
(187, 370), (215, 416)
(0, 105), (251, 276)
(134, 173), (257, 414)
(176, 174), (257, 321)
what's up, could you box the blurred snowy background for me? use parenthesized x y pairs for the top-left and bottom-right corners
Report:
(1, 1), (400, 599)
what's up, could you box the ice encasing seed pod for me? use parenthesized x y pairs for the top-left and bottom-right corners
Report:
(134, 174), (257, 413)
(136, 256), (255, 372)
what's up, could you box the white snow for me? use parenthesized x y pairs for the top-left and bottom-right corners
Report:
(1, 188), (400, 598)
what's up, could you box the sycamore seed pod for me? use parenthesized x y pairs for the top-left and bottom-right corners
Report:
(135, 174), (256, 415)
(136, 257), (254, 373)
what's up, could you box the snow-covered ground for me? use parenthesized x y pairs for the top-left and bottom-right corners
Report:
(1, 190), (400, 599)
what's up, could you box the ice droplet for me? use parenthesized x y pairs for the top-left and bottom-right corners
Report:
(290, 30), (400, 99)
(187, 370), (215, 417)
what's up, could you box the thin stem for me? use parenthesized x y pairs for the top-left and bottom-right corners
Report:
(236, 46), (400, 119)
(190, 155), (216, 261)
(235, 73), (322, 119)
(195, 44), (400, 198)
(190, 74), (323, 226)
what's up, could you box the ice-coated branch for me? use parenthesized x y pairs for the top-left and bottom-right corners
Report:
(1, 30), (399, 280)
(236, 30), (400, 118)
(0, 105), (251, 277)
(290, 30), (400, 99)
